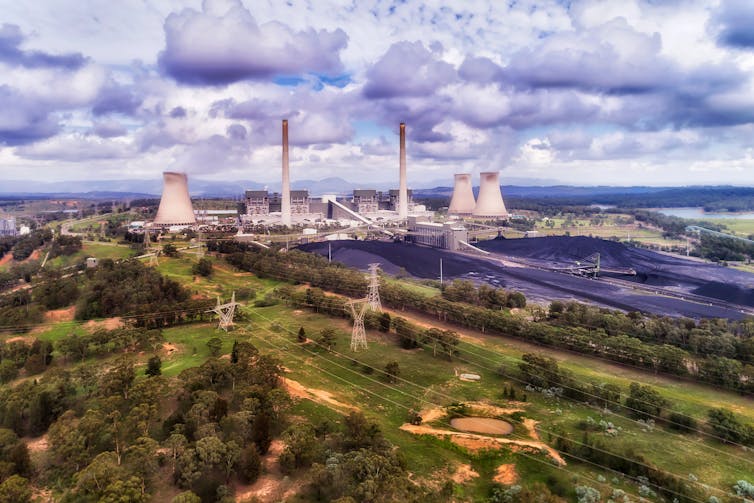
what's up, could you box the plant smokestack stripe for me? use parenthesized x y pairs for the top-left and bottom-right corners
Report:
(281, 119), (291, 227)
(398, 122), (408, 219)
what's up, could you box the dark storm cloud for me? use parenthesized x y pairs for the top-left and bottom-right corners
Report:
(363, 41), (456, 99)
(712, 0), (754, 48)
(0, 85), (59, 145)
(0, 23), (86, 70)
(92, 81), (143, 116)
(458, 56), (503, 83)
(92, 120), (126, 138)
(169, 106), (187, 118)
(158, 0), (348, 86)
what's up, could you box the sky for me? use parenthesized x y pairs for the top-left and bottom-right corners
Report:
(1, 0), (754, 187)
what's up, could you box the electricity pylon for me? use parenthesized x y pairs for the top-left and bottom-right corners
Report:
(346, 298), (369, 351)
(209, 291), (240, 331)
(366, 263), (382, 312)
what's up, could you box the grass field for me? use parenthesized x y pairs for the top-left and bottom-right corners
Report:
(8, 251), (752, 501)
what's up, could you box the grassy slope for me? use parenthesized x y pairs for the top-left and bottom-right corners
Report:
(9, 251), (752, 501)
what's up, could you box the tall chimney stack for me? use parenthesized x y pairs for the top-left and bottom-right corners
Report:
(398, 122), (408, 219)
(281, 119), (291, 227)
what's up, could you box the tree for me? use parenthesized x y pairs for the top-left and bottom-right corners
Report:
(206, 337), (223, 357)
(384, 361), (400, 384)
(162, 243), (179, 257)
(707, 408), (753, 445)
(101, 357), (136, 400)
(0, 475), (31, 503)
(625, 382), (668, 420)
(318, 328), (337, 351)
(379, 312), (391, 332)
(145, 355), (161, 377)
(172, 491), (201, 503)
(297, 326), (307, 343)
(238, 444), (261, 484)
(192, 258), (213, 277)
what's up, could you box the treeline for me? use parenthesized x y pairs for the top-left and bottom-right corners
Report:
(517, 353), (754, 501)
(0, 337), (53, 383)
(10, 229), (52, 261)
(75, 259), (205, 327)
(697, 233), (754, 262)
(216, 243), (754, 393)
(508, 186), (754, 211)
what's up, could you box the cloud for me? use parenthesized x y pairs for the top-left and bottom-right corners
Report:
(363, 41), (456, 99)
(0, 85), (59, 145)
(159, 0), (348, 85)
(92, 80), (143, 116)
(92, 119), (127, 138)
(712, 0), (754, 48)
(0, 23), (86, 70)
(16, 133), (133, 161)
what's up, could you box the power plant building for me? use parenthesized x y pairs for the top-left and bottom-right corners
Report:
(0, 217), (16, 237)
(153, 172), (196, 227)
(245, 190), (270, 216)
(406, 216), (467, 251)
(473, 171), (508, 218)
(353, 190), (379, 213)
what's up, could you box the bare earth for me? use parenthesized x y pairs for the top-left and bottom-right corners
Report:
(44, 305), (76, 322)
(234, 439), (302, 502)
(451, 463), (479, 484)
(399, 423), (566, 466)
(282, 377), (359, 412)
(493, 463), (519, 485)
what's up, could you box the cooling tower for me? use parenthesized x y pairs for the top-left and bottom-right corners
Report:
(281, 119), (291, 227)
(473, 171), (508, 218)
(153, 172), (196, 226)
(448, 173), (476, 215)
(398, 122), (408, 219)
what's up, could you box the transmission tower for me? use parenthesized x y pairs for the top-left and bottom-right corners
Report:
(145, 231), (159, 266)
(366, 263), (382, 312)
(209, 291), (240, 331)
(346, 298), (369, 351)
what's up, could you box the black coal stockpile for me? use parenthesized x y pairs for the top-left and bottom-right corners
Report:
(476, 236), (754, 308)
(296, 239), (752, 317)
(298, 240), (505, 280)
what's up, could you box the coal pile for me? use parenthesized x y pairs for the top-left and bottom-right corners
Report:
(297, 239), (752, 319)
(477, 236), (754, 308)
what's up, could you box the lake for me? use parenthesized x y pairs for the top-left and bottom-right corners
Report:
(655, 207), (754, 220)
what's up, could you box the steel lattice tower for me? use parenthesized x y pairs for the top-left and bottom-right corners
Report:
(209, 291), (240, 331)
(366, 263), (382, 312)
(346, 298), (369, 351)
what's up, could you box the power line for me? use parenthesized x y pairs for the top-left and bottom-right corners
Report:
(245, 311), (729, 502)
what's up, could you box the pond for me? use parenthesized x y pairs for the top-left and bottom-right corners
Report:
(450, 417), (514, 435)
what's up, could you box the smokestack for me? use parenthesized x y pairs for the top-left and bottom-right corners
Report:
(448, 173), (476, 215)
(154, 172), (196, 226)
(473, 171), (508, 218)
(281, 119), (291, 227)
(398, 122), (408, 219)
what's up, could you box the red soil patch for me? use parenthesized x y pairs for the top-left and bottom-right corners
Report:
(0, 253), (13, 267)
(451, 463), (479, 484)
(493, 464), (519, 485)
(44, 305), (76, 323)
(283, 377), (359, 412)
(24, 434), (49, 453)
(84, 317), (122, 331)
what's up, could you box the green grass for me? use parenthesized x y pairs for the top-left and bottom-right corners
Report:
(46, 242), (136, 269)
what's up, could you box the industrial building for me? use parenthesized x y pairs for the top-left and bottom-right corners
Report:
(0, 217), (16, 237)
(244, 190), (270, 216)
(153, 172), (196, 227)
(406, 216), (468, 251)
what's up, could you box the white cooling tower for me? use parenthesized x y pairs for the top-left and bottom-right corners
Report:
(472, 171), (508, 218)
(448, 173), (476, 215)
(153, 172), (196, 226)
